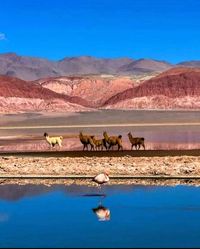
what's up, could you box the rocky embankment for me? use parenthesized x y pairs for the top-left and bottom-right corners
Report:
(0, 155), (200, 177)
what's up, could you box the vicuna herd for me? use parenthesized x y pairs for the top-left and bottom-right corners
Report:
(44, 131), (145, 151)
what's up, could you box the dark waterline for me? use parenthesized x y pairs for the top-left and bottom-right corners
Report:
(0, 184), (200, 248)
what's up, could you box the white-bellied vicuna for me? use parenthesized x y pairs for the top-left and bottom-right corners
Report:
(127, 132), (145, 150)
(79, 132), (95, 151)
(44, 132), (63, 148)
(103, 131), (123, 151)
(91, 136), (107, 151)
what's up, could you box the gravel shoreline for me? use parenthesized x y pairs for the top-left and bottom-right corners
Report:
(0, 155), (200, 178)
(0, 178), (200, 187)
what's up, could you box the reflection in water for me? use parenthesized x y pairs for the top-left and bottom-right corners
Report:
(1, 183), (200, 247)
(92, 205), (111, 222)
(82, 194), (106, 197)
(1, 180), (200, 201)
(92, 196), (111, 222)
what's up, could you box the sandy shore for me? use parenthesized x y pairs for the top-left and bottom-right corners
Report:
(0, 152), (200, 178)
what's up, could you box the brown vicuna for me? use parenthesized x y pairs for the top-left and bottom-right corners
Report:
(128, 132), (145, 150)
(79, 132), (95, 151)
(91, 136), (107, 151)
(103, 131), (123, 151)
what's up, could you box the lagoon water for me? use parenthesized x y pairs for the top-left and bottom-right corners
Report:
(0, 183), (200, 248)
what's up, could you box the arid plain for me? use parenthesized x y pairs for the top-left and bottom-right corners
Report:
(0, 110), (200, 179)
(1, 110), (200, 151)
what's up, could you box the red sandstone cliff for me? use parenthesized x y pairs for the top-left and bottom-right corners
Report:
(103, 68), (200, 110)
(36, 75), (135, 106)
(0, 76), (91, 113)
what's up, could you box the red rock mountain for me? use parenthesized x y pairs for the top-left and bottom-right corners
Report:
(36, 75), (135, 106)
(103, 68), (200, 109)
(0, 76), (91, 113)
(1, 67), (200, 112)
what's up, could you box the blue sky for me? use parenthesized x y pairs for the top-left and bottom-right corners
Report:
(0, 0), (200, 63)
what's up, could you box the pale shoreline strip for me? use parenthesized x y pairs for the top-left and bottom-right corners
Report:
(0, 175), (200, 179)
(1, 122), (200, 130)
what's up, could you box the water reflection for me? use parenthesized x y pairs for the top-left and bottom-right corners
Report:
(92, 205), (111, 222)
(92, 195), (111, 222)
(1, 180), (200, 202)
(1, 181), (200, 248)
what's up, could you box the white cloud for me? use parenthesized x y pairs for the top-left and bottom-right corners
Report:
(0, 33), (6, 41)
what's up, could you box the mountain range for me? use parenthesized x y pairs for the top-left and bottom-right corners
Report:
(1, 52), (200, 81)
(1, 52), (200, 112)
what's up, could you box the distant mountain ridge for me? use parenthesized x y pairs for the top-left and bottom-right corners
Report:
(177, 61), (200, 67)
(0, 52), (177, 80)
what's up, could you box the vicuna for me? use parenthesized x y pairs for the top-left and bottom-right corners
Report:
(127, 132), (145, 150)
(91, 136), (107, 151)
(79, 132), (95, 151)
(44, 132), (63, 148)
(103, 131), (123, 151)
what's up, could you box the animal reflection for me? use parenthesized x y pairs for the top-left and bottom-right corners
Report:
(92, 197), (111, 221)
(92, 205), (111, 221)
